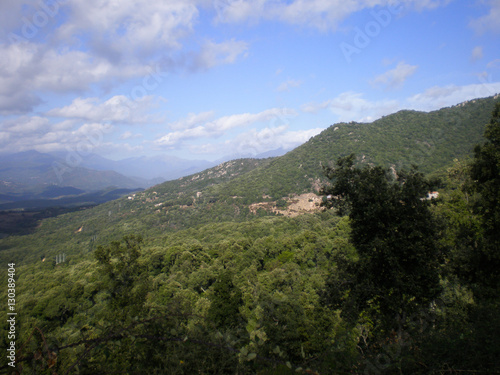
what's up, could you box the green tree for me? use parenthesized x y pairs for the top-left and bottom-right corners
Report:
(321, 155), (442, 335)
(469, 102), (500, 294)
(208, 270), (243, 329)
(94, 234), (150, 319)
(436, 158), (482, 290)
(420, 105), (500, 372)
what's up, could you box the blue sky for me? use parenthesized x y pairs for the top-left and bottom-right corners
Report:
(1, 0), (499, 161)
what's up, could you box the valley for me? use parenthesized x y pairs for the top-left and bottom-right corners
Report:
(0, 96), (499, 374)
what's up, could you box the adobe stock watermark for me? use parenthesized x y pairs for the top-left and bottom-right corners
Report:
(237, 108), (296, 156)
(52, 123), (111, 185)
(268, 108), (296, 129)
(121, 64), (169, 118)
(396, 73), (499, 170)
(340, 3), (403, 63)
(213, 0), (235, 23)
(363, 299), (446, 374)
(475, 73), (498, 99)
(8, 0), (68, 43)
(51, 64), (169, 185)
(406, 127), (444, 168)
(7, 263), (17, 368)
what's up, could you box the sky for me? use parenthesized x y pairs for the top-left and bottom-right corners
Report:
(1, 0), (500, 162)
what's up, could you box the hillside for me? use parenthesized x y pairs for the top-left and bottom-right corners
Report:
(1, 95), (498, 264)
(211, 95), (500, 201)
(0, 158), (272, 262)
(1, 97), (500, 374)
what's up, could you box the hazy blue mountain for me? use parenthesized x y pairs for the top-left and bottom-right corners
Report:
(0, 151), (145, 192)
(48, 151), (216, 181)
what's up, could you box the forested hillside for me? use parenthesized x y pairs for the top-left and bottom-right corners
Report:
(2, 96), (498, 264)
(1, 96), (500, 374)
(209, 95), (499, 201)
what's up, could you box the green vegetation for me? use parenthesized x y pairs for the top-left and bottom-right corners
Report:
(320, 155), (442, 336)
(215, 96), (498, 200)
(1, 96), (500, 374)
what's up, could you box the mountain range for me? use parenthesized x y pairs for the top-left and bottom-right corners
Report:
(1, 95), (499, 374)
(0, 151), (144, 192)
(0, 147), (291, 208)
(46, 151), (216, 182)
(1, 94), (498, 251)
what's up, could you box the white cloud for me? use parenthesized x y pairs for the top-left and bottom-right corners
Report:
(213, 0), (453, 31)
(23, 47), (142, 92)
(407, 81), (500, 111)
(214, 0), (364, 30)
(55, 0), (199, 59)
(0, 37), (247, 114)
(300, 101), (330, 114)
(1, 116), (51, 134)
(192, 125), (324, 155)
(410, 0), (453, 11)
(0, 120), (114, 154)
(168, 111), (216, 130)
(46, 95), (163, 124)
(470, 0), (500, 34)
(274, 0), (362, 31)
(0, 0), (59, 41)
(471, 46), (484, 62)
(301, 92), (400, 122)
(51, 119), (81, 132)
(213, 0), (268, 24)
(277, 79), (303, 92)
(234, 125), (323, 154)
(371, 62), (418, 89)
(206, 108), (297, 131)
(155, 126), (209, 147)
(0, 0), (456, 116)
(195, 39), (249, 70)
(487, 59), (500, 69)
(0, 43), (151, 114)
(71, 122), (114, 140)
(0, 132), (10, 145)
(155, 107), (298, 147)
(0, 3), (245, 114)
(301, 80), (500, 125)
(120, 131), (143, 140)
(0, 91), (41, 115)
